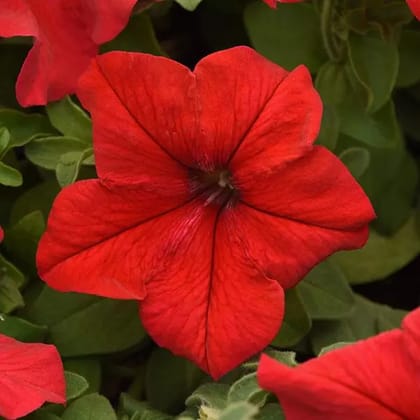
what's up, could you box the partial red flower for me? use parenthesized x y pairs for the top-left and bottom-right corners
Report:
(0, 0), (136, 107)
(36, 47), (374, 378)
(263, 0), (303, 8)
(0, 226), (3, 243)
(258, 307), (420, 419)
(407, 0), (420, 19)
(0, 334), (65, 419)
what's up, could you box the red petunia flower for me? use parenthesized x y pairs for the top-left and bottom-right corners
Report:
(258, 307), (420, 419)
(407, 0), (420, 19)
(36, 47), (374, 378)
(0, 0), (136, 107)
(0, 334), (65, 419)
(263, 0), (303, 8)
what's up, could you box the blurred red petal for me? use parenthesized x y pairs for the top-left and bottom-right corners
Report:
(0, 335), (65, 420)
(407, 0), (420, 19)
(258, 308), (420, 419)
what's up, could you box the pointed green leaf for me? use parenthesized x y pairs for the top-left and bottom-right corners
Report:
(339, 147), (370, 179)
(175, 0), (203, 11)
(0, 314), (47, 342)
(62, 393), (117, 420)
(0, 161), (22, 187)
(218, 402), (258, 420)
(65, 371), (89, 401)
(228, 373), (268, 407)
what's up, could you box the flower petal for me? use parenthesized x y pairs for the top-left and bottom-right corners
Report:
(407, 0), (420, 20)
(77, 52), (197, 186)
(37, 179), (193, 299)
(0, 0), (37, 37)
(230, 65), (322, 180)
(403, 307), (420, 367)
(227, 203), (369, 289)
(0, 334), (65, 420)
(193, 46), (288, 168)
(1, 0), (136, 106)
(237, 146), (375, 231)
(140, 205), (284, 379)
(258, 311), (420, 420)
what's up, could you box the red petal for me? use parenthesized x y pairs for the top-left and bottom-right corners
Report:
(0, 0), (37, 37)
(230, 65), (322, 180)
(237, 146), (375, 231)
(140, 205), (284, 379)
(0, 335), (65, 420)
(37, 179), (192, 299)
(228, 203), (369, 289)
(77, 53), (196, 186)
(403, 307), (420, 366)
(407, 0), (420, 20)
(193, 46), (288, 168)
(0, 226), (3, 243)
(1, 0), (136, 106)
(258, 312), (420, 419)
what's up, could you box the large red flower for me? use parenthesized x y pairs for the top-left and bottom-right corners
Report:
(0, 334), (65, 419)
(0, 0), (136, 107)
(407, 0), (420, 19)
(258, 307), (420, 419)
(36, 47), (374, 378)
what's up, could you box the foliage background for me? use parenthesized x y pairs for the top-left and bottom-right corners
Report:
(0, 0), (419, 418)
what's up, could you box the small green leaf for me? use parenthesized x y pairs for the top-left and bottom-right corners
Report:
(24, 286), (146, 357)
(0, 314), (47, 342)
(316, 105), (340, 151)
(64, 359), (101, 394)
(271, 288), (311, 347)
(46, 96), (92, 143)
(348, 32), (398, 112)
(0, 127), (10, 157)
(339, 147), (370, 179)
(0, 109), (55, 148)
(0, 161), (22, 187)
(332, 215), (420, 284)
(218, 401), (258, 420)
(244, 2), (326, 72)
(65, 371), (89, 401)
(62, 393), (117, 420)
(315, 62), (349, 105)
(0, 277), (24, 313)
(119, 395), (173, 420)
(255, 403), (285, 420)
(227, 373), (268, 407)
(55, 151), (87, 187)
(297, 261), (355, 320)
(25, 136), (90, 170)
(185, 383), (229, 411)
(318, 342), (351, 356)
(175, 0), (203, 11)
(0, 253), (25, 288)
(264, 350), (297, 367)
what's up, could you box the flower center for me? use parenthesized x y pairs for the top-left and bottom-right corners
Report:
(190, 168), (238, 207)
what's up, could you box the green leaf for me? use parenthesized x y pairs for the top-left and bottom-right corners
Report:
(101, 13), (164, 56)
(227, 373), (268, 407)
(338, 100), (399, 148)
(0, 277), (24, 313)
(218, 402), (258, 420)
(316, 105), (340, 151)
(145, 349), (204, 414)
(3, 211), (45, 276)
(62, 393), (117, 420)
(0, 314), (47, 342)
(65, 371), (89, 401)
(46, 96), (92, 143)
(331, 215), (420, 284)
(0, 127), (10, 157)
(318, 342), (351, 356)
(271, 288), (311, 347)
(0, 109), (55, 148)
(24, 286), (146, 357)
(339, 147), (370, 179)
(255, 403), (285, 420)
(297, 261), (355, 320)
(244, 2), (326, 72)
(309, 295), (407, 354)
(175, 0), (203, 11)
(0, 161), (22, 187)
(26, 137), (91, 170)
(119, 395), (173, 420)
(315, 62), (349, 105)
(396, 30), (420, 87)
(185, 383), (229, 411)
(264, 350), (297, 367)
(63, 359), (101, 394)
(0, 253), (25, 288)
(56, 150), (91, 187)
(348, 32), (398, 112)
